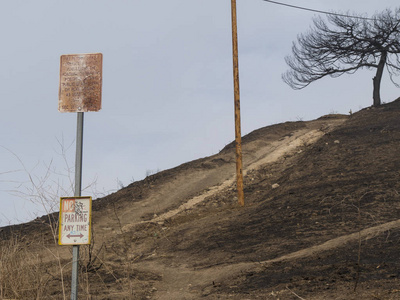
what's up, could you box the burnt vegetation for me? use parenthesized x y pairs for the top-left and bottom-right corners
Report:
(283, 8), (400, 106)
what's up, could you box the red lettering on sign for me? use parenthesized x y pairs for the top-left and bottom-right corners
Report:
(62, 199), (75, 212)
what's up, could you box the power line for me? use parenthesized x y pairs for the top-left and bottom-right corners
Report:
(262, 0), (375, 21)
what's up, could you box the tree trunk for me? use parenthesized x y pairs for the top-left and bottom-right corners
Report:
(373, 51), (387, 106)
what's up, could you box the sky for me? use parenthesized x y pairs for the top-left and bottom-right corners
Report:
(1, 0), (399, 227)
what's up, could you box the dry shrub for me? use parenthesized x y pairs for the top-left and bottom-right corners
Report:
(0, 234), (51, 299)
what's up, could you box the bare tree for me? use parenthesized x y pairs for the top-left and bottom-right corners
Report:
(283, 8), (400, 106)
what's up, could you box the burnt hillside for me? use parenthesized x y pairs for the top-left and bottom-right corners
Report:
(1, 99), (400, 299)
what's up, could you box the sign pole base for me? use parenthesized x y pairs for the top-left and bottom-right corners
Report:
(71, 245), (79, 300)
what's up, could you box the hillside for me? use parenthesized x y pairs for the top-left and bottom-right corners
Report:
(2, 99), (400, 299)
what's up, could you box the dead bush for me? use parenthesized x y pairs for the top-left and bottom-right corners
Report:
(0, 234), (50, 299)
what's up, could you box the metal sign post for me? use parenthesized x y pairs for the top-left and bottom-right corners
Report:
(58, 53), (102, 300)
(72, 114), (83, 300)
(231, 0), (245, 206)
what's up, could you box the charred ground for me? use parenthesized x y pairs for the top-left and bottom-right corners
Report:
(2, 99), (400, 299)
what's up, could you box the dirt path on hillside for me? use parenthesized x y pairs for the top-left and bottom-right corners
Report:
(119, 127), (326, 230)
(148, 119), (344, 225)
(95, 117), (346, 238)
(139, 218), (400, 299)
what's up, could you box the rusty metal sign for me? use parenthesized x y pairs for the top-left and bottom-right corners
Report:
(59, 196), (92, 245)
(58, 53), (103, 112)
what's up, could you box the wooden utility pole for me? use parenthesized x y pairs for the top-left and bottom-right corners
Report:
(231, 0), (244, 206)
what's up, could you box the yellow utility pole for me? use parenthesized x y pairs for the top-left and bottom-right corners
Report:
(231, 0), (244, 206)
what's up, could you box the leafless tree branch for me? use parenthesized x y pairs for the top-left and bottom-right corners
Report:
(283, 8), (400, 106)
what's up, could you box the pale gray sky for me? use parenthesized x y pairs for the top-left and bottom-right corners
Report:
(1, 0), (399, 226)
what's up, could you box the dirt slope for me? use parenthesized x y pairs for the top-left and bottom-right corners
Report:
(2, 99), (400, 299)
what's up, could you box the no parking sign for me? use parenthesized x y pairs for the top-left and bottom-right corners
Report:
(58, 196), (92, 245)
